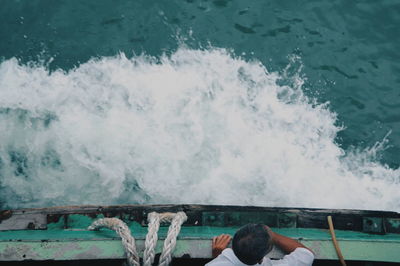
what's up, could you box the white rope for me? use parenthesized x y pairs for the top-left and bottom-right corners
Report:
(88, 212), (187, 266)
(143, 212), (161, 266)
(158, 212), (187, 266)
(88, 218), (140, 266)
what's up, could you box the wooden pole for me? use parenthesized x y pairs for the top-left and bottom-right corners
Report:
(327, 215), (347, 266)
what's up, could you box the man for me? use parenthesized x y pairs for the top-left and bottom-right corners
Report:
(206, 223), (314, 266)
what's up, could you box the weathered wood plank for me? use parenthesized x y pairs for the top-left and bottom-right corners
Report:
(0, 213), (47, 231)
(1, 205), (399, 233)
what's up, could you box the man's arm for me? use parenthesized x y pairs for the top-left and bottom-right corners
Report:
(264, 225), (313, 254)
(270, 231), (313, 254)
(268, 228), (314, 265)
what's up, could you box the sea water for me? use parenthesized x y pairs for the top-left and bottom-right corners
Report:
(0, 0), (399, 211)
(0, 48), (398, 211)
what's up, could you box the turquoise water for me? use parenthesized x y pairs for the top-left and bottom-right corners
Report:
(0, 0), (399, 210)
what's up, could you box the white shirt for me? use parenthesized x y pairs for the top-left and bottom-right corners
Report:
(205, 248), (314, 266)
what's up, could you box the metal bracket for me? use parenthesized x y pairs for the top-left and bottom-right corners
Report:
(277, 213), (297, 228)
(202, 212), (280, 227)
(363, 217), (384, 234)
(386, 218), (400, 233)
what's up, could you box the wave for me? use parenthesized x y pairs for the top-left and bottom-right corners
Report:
(0, 47), (398, 211)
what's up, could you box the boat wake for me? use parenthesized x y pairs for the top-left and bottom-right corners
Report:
(0, 47), (399, 211)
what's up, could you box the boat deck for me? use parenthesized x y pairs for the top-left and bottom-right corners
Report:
(1, 205), (399, 263)
(1, 225), (400, 262)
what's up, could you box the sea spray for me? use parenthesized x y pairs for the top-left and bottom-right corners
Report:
(0, 48), (398, 211)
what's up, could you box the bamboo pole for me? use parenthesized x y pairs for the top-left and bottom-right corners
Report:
(327, 215), (347, 266)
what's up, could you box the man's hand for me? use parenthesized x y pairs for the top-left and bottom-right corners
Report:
(212, 234), (232, 258)
(263, 225), (274, 238)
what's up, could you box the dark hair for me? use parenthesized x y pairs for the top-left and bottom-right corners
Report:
(232, 224), (272, 265)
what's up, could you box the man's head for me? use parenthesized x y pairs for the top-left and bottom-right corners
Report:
(232, 224), (273, 265)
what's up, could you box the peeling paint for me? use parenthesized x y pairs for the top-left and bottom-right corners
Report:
(1, 228), (400, 262)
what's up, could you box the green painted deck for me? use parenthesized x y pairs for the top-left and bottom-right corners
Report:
(1, 205), (400, 263)
(1, 218), (400, 262)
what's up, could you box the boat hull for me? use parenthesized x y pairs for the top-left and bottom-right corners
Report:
(1, 204), (399, 262)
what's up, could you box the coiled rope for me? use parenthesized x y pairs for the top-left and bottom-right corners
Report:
(158, 212), (187, 266)
(88, 212), (187, 266)
(88, 217), (140, 266)
(143, 212), (161, 266)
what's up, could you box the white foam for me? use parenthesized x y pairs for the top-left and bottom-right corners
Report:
(0, 48), (399, 211)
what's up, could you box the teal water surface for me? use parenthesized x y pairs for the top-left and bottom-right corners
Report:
(1, 0), (399, 167)
(0, 0), (399, 210)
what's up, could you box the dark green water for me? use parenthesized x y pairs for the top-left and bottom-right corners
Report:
(1, 0), (399, 167)
(0, 0), (399, 210)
